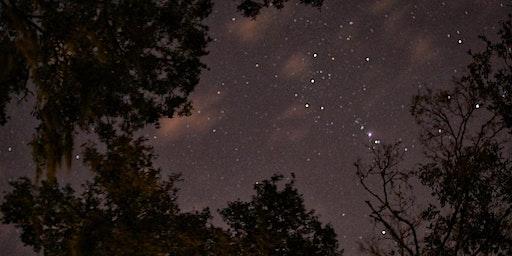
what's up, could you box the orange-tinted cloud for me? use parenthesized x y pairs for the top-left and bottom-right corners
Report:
(228, 12), (272, 42)
(278, 103), (307, 120)
(371, 0), (396, 14)
(158, 91), (223, 140)
(282, 53), (309, 78)
(410, 37), (434, 63)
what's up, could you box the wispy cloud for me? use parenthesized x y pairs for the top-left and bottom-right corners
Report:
(227, 12), (272, 42)
(282, 53), (309, 78)
(269, 103), (310, 143)
(410, 36), (434, 63)
(158, 91), (224, 140)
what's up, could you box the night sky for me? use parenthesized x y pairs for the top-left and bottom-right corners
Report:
(1, 0), (511, 254)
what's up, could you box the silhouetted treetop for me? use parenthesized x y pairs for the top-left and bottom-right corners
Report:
(0, 0), (326, 178)
(461, 15), (512, 129)
(1, 134), (222, 256)
(1, 135), (345, 255)
(358, 16), (512, 256)
(0, 1), (342, 254)
(220, 174), (343, 256)
(0, 0), (212, 177)
(236, 0), (323, 18)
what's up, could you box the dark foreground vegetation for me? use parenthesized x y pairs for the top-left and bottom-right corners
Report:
(1, 0), (512, 255)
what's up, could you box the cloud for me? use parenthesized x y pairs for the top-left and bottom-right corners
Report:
(379, 4), (409, 33)
(371, 0), (396, 14)
(269, 103), (310, 143)
(228, 11), (272, 42)
(158, 91), (223, 140)
(278, 103), (307, 120)
(269, 125), (309, 143)
(410, 37), (434, 63)
(282, 53), (309, 78)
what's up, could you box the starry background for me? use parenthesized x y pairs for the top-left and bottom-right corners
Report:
(0, 0), (510, 255)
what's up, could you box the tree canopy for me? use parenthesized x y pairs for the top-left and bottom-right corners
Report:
(463, 16), (512, 129)
(0, 1), (339, 255)
(4, 0), (512, 255)
(220, 174), (343, 256)
(0, 0), (327, 180)
(1, 140), (342, 255)
(1, 135), (222, 256)
(357, 16), (512, 256)
(0, 0), (212, 177)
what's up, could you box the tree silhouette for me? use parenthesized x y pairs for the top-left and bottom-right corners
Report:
(220, 174), (343, 256)
(355, 143), (421, 256)
(0, 0), (326, 180)
(357, 17), (512, 256)
(1, 142), (346, 255)
(0, 0), (212, 177)
(0, 1), (334, 255)
(463, 15), (512, 129)
(1, 134), (225, 256)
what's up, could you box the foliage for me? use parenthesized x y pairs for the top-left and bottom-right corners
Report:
(0, 1), (338, 255)
(462, 15), (512, 129)
(1, 145), (343, 255)
(0, 33), (29, 125)
(0, 0), (212, 177)
(220, 174), (343, 256)
(1, 135), (222, 256)
(357, 16), (512, 256)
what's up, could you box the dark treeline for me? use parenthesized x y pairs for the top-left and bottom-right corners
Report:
(1, 134), (342, 255)
(0, 0), (511, 255)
